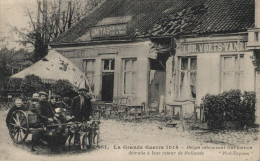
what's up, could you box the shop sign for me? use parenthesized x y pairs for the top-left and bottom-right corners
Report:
(90, 24), (128, 38)
(182, 41), (247, 53)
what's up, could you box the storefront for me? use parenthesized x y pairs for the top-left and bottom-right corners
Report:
(164, 34), (256, 118)
(55, 40), (156, 107)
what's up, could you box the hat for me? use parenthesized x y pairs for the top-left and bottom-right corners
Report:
(78, 88), (88, 92)
(50, 95), (60, 99)
(39, 91), (48, 96)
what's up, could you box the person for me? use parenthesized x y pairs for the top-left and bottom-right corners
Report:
(71, 87), (93, 122)
(35, 91), (59, 125)
(49, 95), (68, 123)
(28, 93), (40, 112)
(6, 98), (26, 127)
(49, 95), (59, 111)
(34, 92), (63, 152)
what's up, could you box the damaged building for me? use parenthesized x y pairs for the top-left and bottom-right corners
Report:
(50, 0), (259, 123)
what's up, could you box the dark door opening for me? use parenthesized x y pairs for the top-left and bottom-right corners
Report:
(101, 72), (114, 102)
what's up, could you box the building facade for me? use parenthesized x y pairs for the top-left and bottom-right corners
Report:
(50, 0), (258, 122)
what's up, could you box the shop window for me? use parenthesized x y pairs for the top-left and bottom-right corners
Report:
(221, 55), (244, 92)
(178, 57), (197, 99)
(84, 59), (96, 92)
(122, 58), (137, 95)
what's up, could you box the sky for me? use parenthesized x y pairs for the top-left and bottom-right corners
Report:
(0, 0), (36, 50)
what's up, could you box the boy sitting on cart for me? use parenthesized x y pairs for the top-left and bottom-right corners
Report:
(6, 98), (27, 128)
(32, 91), (64, 152)
(35, 91), (60, 126)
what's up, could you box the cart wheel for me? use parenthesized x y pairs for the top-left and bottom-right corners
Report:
(8, 110), (29, 144)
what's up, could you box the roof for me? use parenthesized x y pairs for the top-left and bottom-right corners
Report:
(51, 0), (254, 45)
(145, 0), (254, 37)
(11, 50), (89, 88)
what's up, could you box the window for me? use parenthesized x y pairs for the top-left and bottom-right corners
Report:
(221, 55), (244, 92)
(103, 59), (115, 71)
(178, 57), (197, 99)
(122, 58), (137, 95)
(84, 59), (96, 92)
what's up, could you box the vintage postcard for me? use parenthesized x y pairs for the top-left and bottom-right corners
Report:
(0, 0), (259, 161)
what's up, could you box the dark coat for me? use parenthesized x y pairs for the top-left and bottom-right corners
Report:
(35, 100), (55, 123)
(71, 95), (92, 122)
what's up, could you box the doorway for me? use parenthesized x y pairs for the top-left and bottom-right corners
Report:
(101, 73), (114, 102)
(101, 59), (115, 102)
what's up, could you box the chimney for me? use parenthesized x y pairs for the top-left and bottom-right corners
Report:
(256, 0), (260, 28)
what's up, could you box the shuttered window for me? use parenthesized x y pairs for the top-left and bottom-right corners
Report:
(122, 58), (137, 95)
(221, 55), (244, 92)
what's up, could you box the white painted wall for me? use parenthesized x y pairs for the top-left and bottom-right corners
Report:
(56, 41), (152, 105)
(243, 52), (255, 91)
(196, 53), (221, 105)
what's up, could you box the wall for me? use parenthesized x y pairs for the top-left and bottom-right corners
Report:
(55, 41), (152, 105)
(255, 51), (260, 125)
(149, 70), (166, 104)
(170, 34), (256, 118)
(196, 53), (221, 105)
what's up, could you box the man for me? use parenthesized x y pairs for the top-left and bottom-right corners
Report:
(35, 91), (59, 125)
(6, 98), (26, 127)
(28, 93), (39, 112)
(71, 88), (93, 122)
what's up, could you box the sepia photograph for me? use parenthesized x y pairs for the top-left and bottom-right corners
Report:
(0, 0), (259, 160)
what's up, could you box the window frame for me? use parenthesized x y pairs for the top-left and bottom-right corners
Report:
(122, 58), (137, 95)
(221, 54), (244, 92)
(102, 59), (115, 72)
(83, 59), (96, 91)
(177, 56), (197, 100)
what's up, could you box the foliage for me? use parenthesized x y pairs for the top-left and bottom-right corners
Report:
(20, 74), (47, 95)
(51, 79), (77, 98)
(241, 91), (256, 126)
(202, 90), (256, 129)
(6, 78), (23, 92)
(15, 0), (104, 62)
(0, 47), (33, 95)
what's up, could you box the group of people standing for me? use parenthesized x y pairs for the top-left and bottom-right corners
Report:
(6, 87), (93, 127)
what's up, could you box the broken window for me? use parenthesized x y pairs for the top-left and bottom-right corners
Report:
(178, 57), (197, 99)
(221, 55), (244, 92)
(122, 58), (137, 95)
(103, 59), (115, 71)
(84, 59), (96, 92)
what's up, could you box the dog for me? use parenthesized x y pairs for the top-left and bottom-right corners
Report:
(79, 121), (91, 150)
(65, 124), (78, 148)
(91, 120), (101, 147)
(31, 126), (68, 152)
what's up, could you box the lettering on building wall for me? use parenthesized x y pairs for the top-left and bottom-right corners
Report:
(182, 42), (247, 53)
(59, 50), (98, 58)
(90, 24), (128, 38)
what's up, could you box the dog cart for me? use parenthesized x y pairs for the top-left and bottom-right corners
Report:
(8, 110), (39, 143)
(8, 109), (100, 150)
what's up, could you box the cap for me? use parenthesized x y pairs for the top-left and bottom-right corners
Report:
(78, 88), (89, 92)
(39, 91), (48, 96)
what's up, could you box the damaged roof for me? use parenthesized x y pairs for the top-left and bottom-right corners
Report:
(50, 0), (254, 45)
(145, 0), (254, 37)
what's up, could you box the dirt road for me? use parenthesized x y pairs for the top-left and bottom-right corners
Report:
(0, 110), (259, 161)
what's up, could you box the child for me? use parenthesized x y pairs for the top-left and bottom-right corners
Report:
(6, 98), (26, 128)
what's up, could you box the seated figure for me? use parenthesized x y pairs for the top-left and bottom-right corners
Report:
(6, 98), (26, 128)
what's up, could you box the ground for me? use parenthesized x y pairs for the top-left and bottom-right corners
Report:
(0, 109), (259, 161)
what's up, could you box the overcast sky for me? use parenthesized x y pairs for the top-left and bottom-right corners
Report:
(0, 0), (36, 50)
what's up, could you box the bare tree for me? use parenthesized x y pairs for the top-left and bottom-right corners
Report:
(14, 0), (104, 62)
